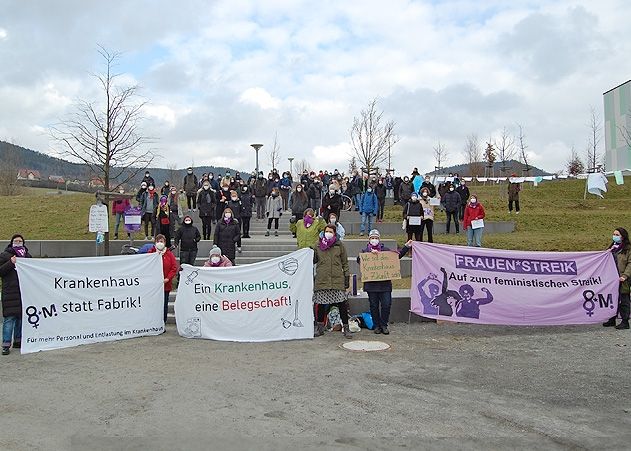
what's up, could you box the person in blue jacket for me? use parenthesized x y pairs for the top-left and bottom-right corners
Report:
(359, 186), (379, 236)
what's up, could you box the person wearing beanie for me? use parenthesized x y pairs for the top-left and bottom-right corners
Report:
(148, 234), (178, 325)
(356, 230), (412, 335)
(0, 234), (32, 354)
(203, 246), (233, 267)
(156, 195), (172, 246)
(214, 207), (241, 265)
(174, 215), (201, 267)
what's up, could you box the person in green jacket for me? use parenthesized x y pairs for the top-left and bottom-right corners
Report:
(312, 224), (352, 339)
(289, 208), (326, 249)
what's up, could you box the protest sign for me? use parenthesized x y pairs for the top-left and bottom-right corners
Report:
(88, 204), (108, 233)
(175, 248), (314, 342)
(16, 253), (164, 354)
(411, 242), (619, 325)
(359, 251), (402, 282)
(124, 206), (142, 233)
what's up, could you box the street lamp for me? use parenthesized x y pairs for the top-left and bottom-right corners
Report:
(288, 157), (294, 177)
(251, 143), (263, 176)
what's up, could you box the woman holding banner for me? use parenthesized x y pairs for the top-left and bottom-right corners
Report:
(603, 227), (631, 330)
(463, 194), (486, 247)
(312, 224), (352, 339)
(148, 234), (178, 325)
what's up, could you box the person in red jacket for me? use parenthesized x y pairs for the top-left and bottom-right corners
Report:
(463, 194), (486, 247)
(148, 234), (178, 325)
(112, 187), (131, 240)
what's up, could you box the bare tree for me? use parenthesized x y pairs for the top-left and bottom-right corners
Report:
(268, 131), (281, 172)
(494, 127), (516, 175)
(348, 156), (358, 175)
(50, 46), (154, 254)
(296, 158), (311, 174)
(350, 98), (398, 175)
(516, 123), (531, 175)
(166, 163), (178, 188)
(566, 146), (584, 176)
(0, 146), (23, 196)
(464, 134), (482, 176)
(433, 141), (448, 172)
(586, 106), (602, 171)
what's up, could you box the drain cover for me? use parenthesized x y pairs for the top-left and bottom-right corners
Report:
(341, 340), (390, 352)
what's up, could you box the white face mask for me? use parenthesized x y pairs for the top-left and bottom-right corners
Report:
(203, 185), (210, 190)
(297, 188), (302, 192)
(470, 198), (477, 203)
(369, 239), (380, 246)
(184, 220), (192, 225)
(119, 190), (125, 194)
(324, 232), (335, 240)
(224, 213), (232, 219)
(210, 256), (221, 264)
(155, 242), (166, 251)
(329, 190), (335, 195)
(231, 197), (238, 201)
(330, 218), (337, 224)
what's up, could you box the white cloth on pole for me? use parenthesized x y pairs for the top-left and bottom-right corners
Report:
(587, 172), (608, 198)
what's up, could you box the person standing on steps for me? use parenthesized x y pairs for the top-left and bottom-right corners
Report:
(290, 208), (326, 249)
(174, 215), (201, 268)
(442, 184), (461, 234)
(603, 227), (631, 330)
(214, 207), (241, 265)
(358, 186), (379, 236)
(375, 178), (387, 223)
(226, 190), (243, 253)
(0, 234), (31, 355)
(289, 184), (309, 237)
(254, 172), (268, 220)
(157, 195), (172, 247)
(419, 187), (435, 242)
(279, 172), (292, 211)
(328, 213), (346, 241)
(463, 194), (486, 247)
(265, 188), (283, 237)
(197, 181), (215, 240)
(240, 185), (254, 238)
(148, 234), (178, 326)
(183, 167), (198, 212)
(312, 224), (352, 339)
(322, 185), (342, 223)
(307, 177), (323, 214)
(508, 175), (521, 214)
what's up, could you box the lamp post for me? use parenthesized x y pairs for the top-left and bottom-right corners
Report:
(288, 157), (294, 178)
(251, 143), (263, 176)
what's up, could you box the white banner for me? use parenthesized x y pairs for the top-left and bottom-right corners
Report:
(176, 248), (314, 342)
(16, 253), (165, 354)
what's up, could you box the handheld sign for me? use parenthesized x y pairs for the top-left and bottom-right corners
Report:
(88, 204), (109, 233)
(359, 251), (402, 283)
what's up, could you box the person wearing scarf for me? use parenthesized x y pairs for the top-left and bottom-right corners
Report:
(0, 234), (32, 354)
(290, 208), (326, 249)
(203, 245), (233, 268)
(603, 227), (631, 329)
(312, 224), (352, 338)
(356, 230), (412, 335)
(213, 207), (241, 265)
(148, 234), (178, 326)
(463, 194), (486, 247)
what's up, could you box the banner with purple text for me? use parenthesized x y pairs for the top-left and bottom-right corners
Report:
(411, 242), (620, 325)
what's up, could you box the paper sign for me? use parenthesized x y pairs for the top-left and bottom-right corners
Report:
(88, 204), (109, 233)
(471, 219), (484, 229)
(359, 251), (402, 283)
(408, 216), (422, 226)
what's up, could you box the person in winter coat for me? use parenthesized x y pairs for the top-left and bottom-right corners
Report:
(174, 215), (201, 267)
(226, 190), (243, 252)
(322, 186), (342, 223)
(398, 176), (414, 205)
(254, 173), (268, 220)
(0, 234), (31, 354)
(419, 187), (435, 242)
(463, 194), (486, 247)
(374, 179), (387, 223)
(197, 181), (215, 240)
(442, 185), (462, 234)
(328, 213), (346, 241)
(289, 184), (309, 231)
(279, 172), (292, 211)
(160, 180), (171, 196)
(142, 171), (155, 188)
(420, 176), (437, 198)
(508, 176), (521, 214)
(265, 188), (283, 237)
(240, 185), (254, 238)
(112, 187), (131, 240)
(156, 195), (172, 246)
(290, 208), (327, 249)
(603, 227), (631, 329)
(357, 230), (413, 335)
(456, 181), (470, 220)
(403, 192), (424, 241)
(266, 174), (279, 196)
(168, 186), (181, 237)
(148, 234), (178, 324)
(307, 178), (323, 213)
(183, 167), (198, 212)
(393, 176), (402, 205)
(139, 184), (159, 240)
(214, 207), (241, 264)
(135, 181), (148, 204)
(359, 187), (379, 236)
(203, 245), (233, 268)
(312, 224), (352, 339)
(350, 172), (363, 211)
(215, 185), (231, 224)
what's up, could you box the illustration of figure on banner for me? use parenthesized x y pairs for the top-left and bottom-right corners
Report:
(455, 285), (494, 319)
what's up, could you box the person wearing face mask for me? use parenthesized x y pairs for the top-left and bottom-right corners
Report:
(279, 172), (292, 211)
(265, 188), (283, 237)
(508, 174), (521, 214)
(266, 174), (279, 197)
(322, 185), (342, 223)
(174, 215), (201, 268)
(289, 184), (309, 235)
(603, 228), (631, 330)
(142, 171), (155, 188)
(312, 225), (352, 338)
(398, 176), (414, 205)
(290, 208), (326, 249)
(148, 234), (178, 325)
(0, 234), (32, 354)
(112, 187), (131, 240)
(204, 245), (233, 268)
(375, 178), (387, 223)
(419, 188), (435, 242)
(357, 230), (413, 335)
(456, 180), (470, 221)
(254, 172), (268, 220)
(350, 171), (363, 211)
(139, 184), (159, 240)
(442, 184), (462, 234)
(420, 176), (437, 198)
(403, 192), (423, 241)
(328, 213), (346, 241)
(358, 186), (379, 236)
(135, 181), (148, 203)
(156, 195), (173, 247)
(160, 180), (171, 196)
(182, 167), (198, 212)
(168, 186), (181, 237)
(197, 182), (216, 240)
(214, 207), (241, 264)
(463, 194), (485, 247)
(226, 190), (243, 252)
(240, 186), (254, 238)
(307, 178), (323, 213)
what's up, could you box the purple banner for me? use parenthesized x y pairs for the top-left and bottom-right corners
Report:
(123, 206), (142, 233)
(411, 242), (620, 325)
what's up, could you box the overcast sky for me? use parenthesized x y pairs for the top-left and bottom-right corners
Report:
(1, 0), (630, 175)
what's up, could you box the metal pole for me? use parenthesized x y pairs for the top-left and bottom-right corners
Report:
(251, 144), (263, 176)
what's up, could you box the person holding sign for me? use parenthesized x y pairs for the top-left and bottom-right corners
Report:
(463, 195), (486, 247)
(403, 192), (424, 241)
(312, 224), (352, 339)
(148, 234), (178, 324)
(603, 227), (631, 330)
(0, 234), (32, 354)
(357, 230), (412, 335)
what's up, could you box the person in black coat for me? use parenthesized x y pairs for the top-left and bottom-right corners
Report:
(322, 187), (342, 223)
(174, 215), (201, 267)
(226, 190), (243, 251)
(0, 234), (32, 354)
(240, 185), (254, 238)
(420, 176), (437, 198)
(197, 182), (216, 240)
(456, 181), (470, 220)
(214, 207), (241, 265)
(442, 186), (462, 234)
(374, 179), (387, 222)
